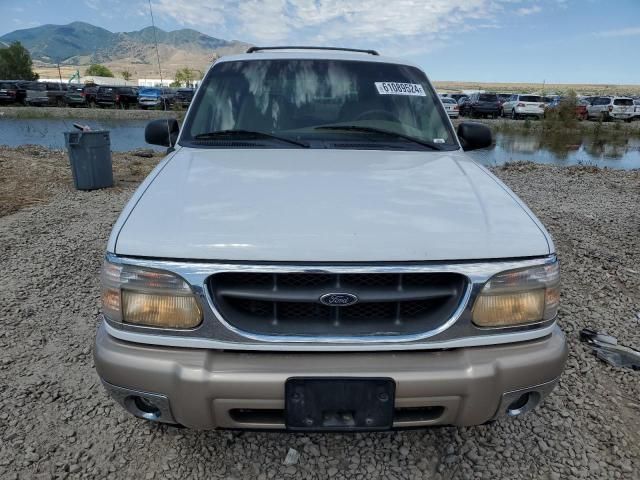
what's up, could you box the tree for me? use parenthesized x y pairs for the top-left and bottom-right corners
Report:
(174, 67), (201, 87)
(121, 69), (132, 81)
(85, 64), (114, 77)
(0, 41), (38, 80)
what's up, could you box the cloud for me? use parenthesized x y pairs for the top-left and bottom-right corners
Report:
(596, 27), (640, 38)
(85, 0), (101, 10)
(516, 5), (541, 15)
(152, 0), (544, 52)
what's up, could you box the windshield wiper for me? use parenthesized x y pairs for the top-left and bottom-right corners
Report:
(193, 129), (308, 148)
(314, 125), (445, 151)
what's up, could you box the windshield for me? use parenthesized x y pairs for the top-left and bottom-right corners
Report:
(181, 59), (457, 150)
(478, 94), (498, 102)
(520, 95), (542, 103)
(613, 98), (633, 106)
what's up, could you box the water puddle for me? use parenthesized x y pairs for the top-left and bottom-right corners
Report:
(0, 118), (639, 169)
(469, 132), (640, 169)
(0, 118), (162, 152)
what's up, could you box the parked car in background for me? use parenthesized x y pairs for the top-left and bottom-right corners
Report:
(18, 81), (49, 106)
(44, 82), (68, 107)
(496, 93), (511, 109)
(84, 85), (99, 107)
(459, 92), (501, 118)
(501, 94), (545, 119)
(440, 96), (459, 118)
(96, 86), (139, 109)
(64, 85), (87, 107)
(449, 93), (467, 103)
(138, 87), (175, 110)
(64, 85), (98, 107)
(576, 99), (589, 120)
(587, 96), (635, 121)
(174, 88), (195, 108)
(634, 99), (640, 120)
(456, 95), (468, 107)
(0, 81), (26, 105)
(544, 97), (588, 120)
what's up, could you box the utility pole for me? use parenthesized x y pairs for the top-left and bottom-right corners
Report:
(57, 62), (63, 84)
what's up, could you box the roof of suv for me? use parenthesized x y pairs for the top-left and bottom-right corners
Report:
(216, 50), (420, 68)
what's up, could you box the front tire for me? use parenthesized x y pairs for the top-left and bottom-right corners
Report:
(511, 109), (518, 120)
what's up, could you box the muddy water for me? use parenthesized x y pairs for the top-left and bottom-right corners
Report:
(0, 118), (639, 168)
(469, 132), (640, 169)
(0, 118), (162, 152)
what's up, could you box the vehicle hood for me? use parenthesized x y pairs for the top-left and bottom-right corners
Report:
(113, 148), (551, 262)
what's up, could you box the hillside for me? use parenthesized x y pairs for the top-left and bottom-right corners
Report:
(0, 22), (250, 80)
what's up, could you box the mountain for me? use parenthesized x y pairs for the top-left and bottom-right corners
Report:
(0, 21), (248, 65)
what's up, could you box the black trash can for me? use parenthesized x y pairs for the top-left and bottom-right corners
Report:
(64, 130), (113, 190)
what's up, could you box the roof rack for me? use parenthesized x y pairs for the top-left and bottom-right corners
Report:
(246, 46), (379, 56)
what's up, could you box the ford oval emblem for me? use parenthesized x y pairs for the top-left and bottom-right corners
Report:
(319, 293), (359, 307)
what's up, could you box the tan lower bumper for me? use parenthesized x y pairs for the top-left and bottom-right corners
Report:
(94, 323), (567, 429)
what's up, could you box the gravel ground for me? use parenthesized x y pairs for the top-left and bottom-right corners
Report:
(0, 148), (638, 479)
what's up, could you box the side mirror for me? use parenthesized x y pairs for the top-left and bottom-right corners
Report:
(457, 122), (492, 151)
(145, 118), (180, 147)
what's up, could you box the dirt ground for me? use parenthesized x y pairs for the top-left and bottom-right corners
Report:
(0, 145), (159, 217)
(0, 147), (638, 479)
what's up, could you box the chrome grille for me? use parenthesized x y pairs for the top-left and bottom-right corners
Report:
(209, 272), (467, 337)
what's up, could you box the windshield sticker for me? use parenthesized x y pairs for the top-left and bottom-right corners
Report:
(433, 138), (445, 144)
(375, 82), (426, 96)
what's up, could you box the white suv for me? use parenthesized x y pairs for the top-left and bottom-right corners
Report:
(501, 94), (546, 119)
(587, 96), (636, 121)
(94, 47), (567, 431)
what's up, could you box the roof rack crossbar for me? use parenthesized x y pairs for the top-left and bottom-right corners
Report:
(246, 46), (379, 56)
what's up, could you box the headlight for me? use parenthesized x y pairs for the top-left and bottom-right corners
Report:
(100, 259), (202, 329)
(472, 260), (559, 328)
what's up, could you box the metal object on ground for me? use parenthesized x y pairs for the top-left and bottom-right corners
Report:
(64, 130), (113, 190)
(580, 328), (640, 370)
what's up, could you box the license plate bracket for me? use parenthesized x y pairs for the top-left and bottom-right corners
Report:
(285, 377), (395, 431)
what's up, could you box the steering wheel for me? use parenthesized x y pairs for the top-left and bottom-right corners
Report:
(354, 109), (400, 123)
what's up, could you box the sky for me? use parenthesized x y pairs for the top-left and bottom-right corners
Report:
(1, 0), (639, 84)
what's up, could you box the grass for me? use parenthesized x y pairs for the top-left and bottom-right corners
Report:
(483, 116), (640, 139)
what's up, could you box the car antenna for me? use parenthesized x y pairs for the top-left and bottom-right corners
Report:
(147, 0), (173, 147)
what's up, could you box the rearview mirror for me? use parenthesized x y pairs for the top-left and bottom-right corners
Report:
(145, 118), (180, 147)
(457, 122), (492, 151)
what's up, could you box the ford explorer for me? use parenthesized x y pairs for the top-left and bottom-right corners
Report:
(95, 47), (567, 431)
